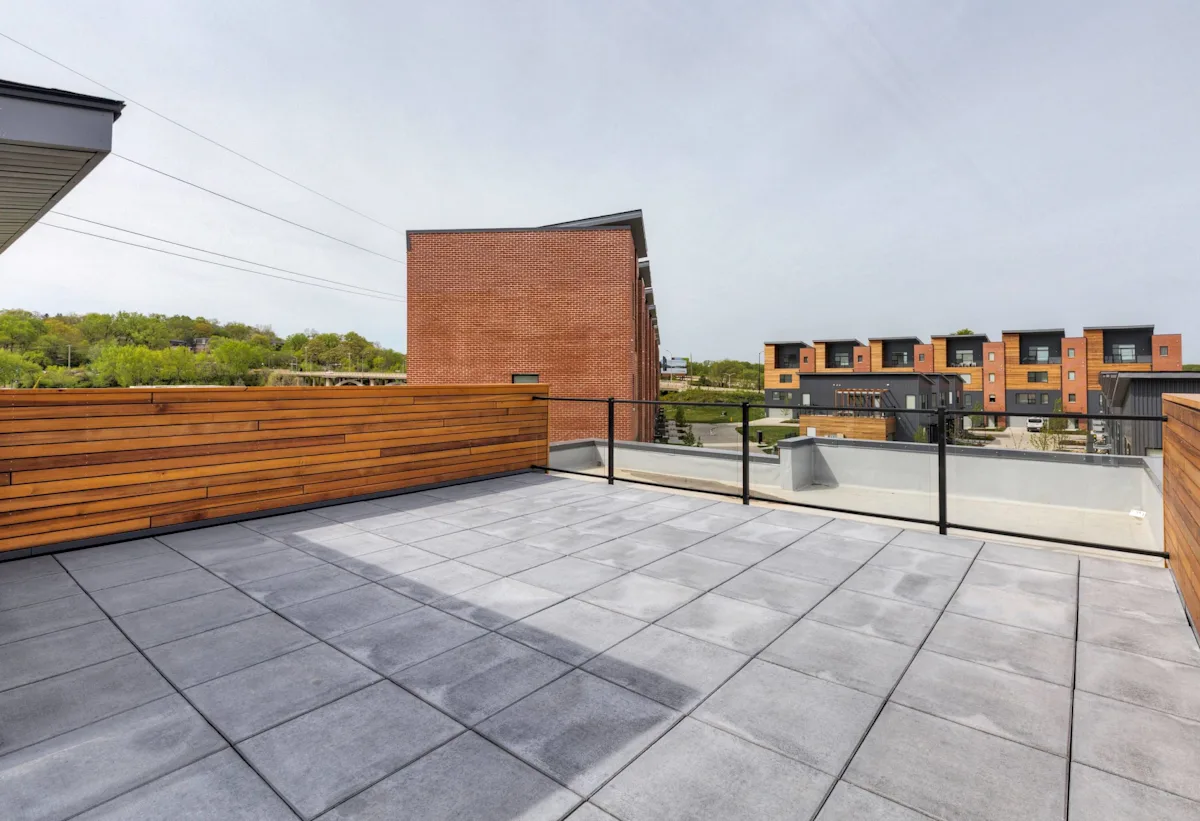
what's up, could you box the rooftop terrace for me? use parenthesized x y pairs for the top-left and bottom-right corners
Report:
(2, 472), (1198, 821)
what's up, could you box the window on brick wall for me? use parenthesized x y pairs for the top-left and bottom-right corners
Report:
(988, 373), (996, 383)
(1067, 371), (1076, 380)
(988, 351), (995, 361)
(1067, 347), (1075, 358)
(511, 374), (539, 384)
(779, 374), (793, 383)
(1161, 345), (1170, 357)
(988, 394), (996, 403)
(802, 355), (809, 363)
(1068, 393), (1077, 403)
(857, 354), (863, 363)
(918, 353), (925, 362)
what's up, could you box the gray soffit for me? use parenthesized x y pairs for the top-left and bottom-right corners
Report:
(0, 78), (124, 254)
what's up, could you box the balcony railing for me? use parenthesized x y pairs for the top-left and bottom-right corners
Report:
(948, 360), (979, 368)
(1104, 354), (1153, 364)
(536, 395), (1168, 558)
(1020, 356), (1062, 364)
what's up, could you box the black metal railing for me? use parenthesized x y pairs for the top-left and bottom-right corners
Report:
(532, 396), (1168, 558)
(1019, 356), (1062, 365)
(1104, 354), (1153, 364)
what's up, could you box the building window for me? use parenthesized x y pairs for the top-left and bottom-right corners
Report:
(772, 391), (787, 402)
(780, 354), (798, 368)
(1027, 346), (1050, 363)
(1068, 393), (1077, 403)
(1067, 347), (1075, 358)
(779, 374), (793, 383)
(802, 355), (808, 363)
(988, 373), (996, 383)
(988, 351), (995, 361)
(1160, 345), (1170, 357)
(511, 374), (539, 384)
(832, 352), (851, 367)
(1041, 392), (1050, 404)
(905, 395), (917, 409)
(954, 349), (976, 366)
(856, 354), (863, 363)
(1027, 371), (1048, 383)
(988, 394), (997, 403)
(1067, 370), (1076, 380)
(960, 373), (971, 385)
(1015, 392), (1039, 405)
(918, 353), (925, 362)
(1111, 344), (1136, 363)
(801, 393), (811, 406)
(964, 395), (975, 409)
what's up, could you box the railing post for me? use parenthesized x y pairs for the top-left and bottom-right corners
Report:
(937, 405), (948, 534)
(741, 401), (750, 505)
(606, 397), (615, 485)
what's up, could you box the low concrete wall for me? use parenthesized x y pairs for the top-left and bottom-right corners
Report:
(549, 440), (780, 488)
(1142, 460), (1164, 552)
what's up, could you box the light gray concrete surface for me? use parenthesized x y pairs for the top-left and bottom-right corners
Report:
(1, 472), (1197, 820)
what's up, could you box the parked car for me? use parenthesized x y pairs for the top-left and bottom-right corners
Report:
(1026, 417), (1045, 433)
(1092, 420), (1106, 435)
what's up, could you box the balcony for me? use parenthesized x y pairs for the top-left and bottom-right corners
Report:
(948, 360), (979, 368)
(3, 388), (1199, 821)
(1020, 356), (1062, 365)
(1105, 354), (1153, 364)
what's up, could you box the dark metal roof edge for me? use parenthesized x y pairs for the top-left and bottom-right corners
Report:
(929, 333), (990, 341)
(764, 341), (811, 347)
(1082, 324), (1156, 331)
(0, 78), (125, 119)
(1000, 328), (1066, 335)
(812, 338), (865, 345)
(869, 336), (927, 343)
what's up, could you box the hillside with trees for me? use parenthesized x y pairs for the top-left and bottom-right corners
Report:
(0, 309), (405, 388)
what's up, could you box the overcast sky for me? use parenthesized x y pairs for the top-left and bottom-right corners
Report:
(2, 1), (1198, 360)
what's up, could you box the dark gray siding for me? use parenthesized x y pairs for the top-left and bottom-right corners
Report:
(1006, 389), (1061, 426)
(1101, 329), (1153, 364)
(881, 340), (915, 367)
(945, 337), (983, 367)
(1018, 332), (1063, 364)
(1104, 377), (1198, 455)
(962, 391), (985, 414)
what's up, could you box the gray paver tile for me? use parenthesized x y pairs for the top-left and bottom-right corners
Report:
(395, 634), (570, 725)
(575, 537), (677, 570)
(1068, 762), (1200, 821)
(650, 494), (718, 512)
(432, 578), (564, 629)
(594, 717), (832, 821)
(867, 544), (972, 580)
(1072, 690), (1200, 803)
(185, 643), (379, 742)
(893, 651), (1071, 755)
(761, 619), (915, 697)
(842, 565), (958, 609)
(115, 587), (267, 648)
(0, 593), (104, 646)
(1076, 642), (1200, 721)
(0, 570), (81, 611)
(479, 670), (678, 794)
(284, 526), (384, 559)
(0, 620), (131, 693)
(209, 547), (324, 584)
(639, 552), (743, 590)
(583, 622), (750, 712)
(375, 517), (464, 544)
(510, 556), (624, 596)
(1080, 576), (1187, 623)
(963, 559), (1078, 603)
(925, 611), (1075, 686)
(278, 583), (420, 638)
(889, 529), (982, 558)
(756, 544), (864, 586)
(0, 695), (225, 821)
(54, 538), (172, 570)
(695, 659), (880, 774)
(147, 613), (317, 689)
(845, 703), (1066, 821)
(978, 542), (1078, 575)
(159, 526), (286, 565)
(807, 589), (938, 646)
(433, 505), (519, 528)
(501, 599), (645, 665)
(700, 501), (768, 521)
(818, 518), (902, 544)
(333, 543), (444, 580)
(89, 568), (228, 617)
(240, 564), (368, 609)
(624, 522), (712, 549)
(380, 560), (499, 603)
(472, 515), (559, 541)
(242, 510), (331, 537)
(757, 508), (832, 532)
(239, 681), (461, 819)
(313, 500), (394, 525)
(0, 652), (171, 755)
(790, 530), (883, 562)
(1079, 557), (1175, 590)
(407, 528), (508, 558)
(718, 520), (805, 546)
(0, 555), (64, 584)
(1078, 605), (1200, 667)
(817, 780), (934, 820)
(658, 593), (795, 654)
(319, 731), (578, 821)
(684, 533), (787, 565)
(566, 805), (620, 821)
(75, 748), (295, 821)
(69, 551), (197, 591)
(330, 606), (487, 674)
(459, 543), (559, 575)
(713, 567), (832, 616)
(522, 526), (620, 554)
(663, 510), (746, 535)
(948, 583), (1076, 638)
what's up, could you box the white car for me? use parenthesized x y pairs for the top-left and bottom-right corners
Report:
(1026, 417), (1045, 433)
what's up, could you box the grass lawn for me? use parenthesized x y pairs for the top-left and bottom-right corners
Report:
(659, 389), (765, 424)
(735, 425), (800, 447)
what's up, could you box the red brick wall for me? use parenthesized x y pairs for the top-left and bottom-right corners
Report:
(407, 228), (657, 442)
(914, 344), (934, 373)
(1061, 337), (1087, 418)
(852, 346), (871, 372)
(1153, 334), (1183, 371)
(982, 341), (1006, 418)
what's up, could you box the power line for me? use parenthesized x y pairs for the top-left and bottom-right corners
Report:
(55, 213), (404, 298)
(112, 154), (406, 264)
(39, 222), (406, 302)
(0, 29), (404, 235)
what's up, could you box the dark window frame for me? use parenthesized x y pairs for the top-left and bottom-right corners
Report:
(511, 373), (540, 384)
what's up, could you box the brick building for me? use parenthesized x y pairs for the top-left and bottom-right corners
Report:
(406, 210), (660, 442)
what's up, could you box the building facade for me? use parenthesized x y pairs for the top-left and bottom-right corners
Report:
(766, 325), (1182, 430)
(407, 211), (660, 442)
(1100, 372), (1200, 456)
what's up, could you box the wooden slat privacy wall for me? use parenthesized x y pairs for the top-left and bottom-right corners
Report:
(1164, 394), (1200, 627)
(0, 385), (549, 554)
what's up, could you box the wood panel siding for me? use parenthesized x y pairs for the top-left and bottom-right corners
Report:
(1163, 394), (1200, 627)
(793, 415), (895, 441)
(869, 341), (884, 373)
(0, 385), (549, 554)
(763, 344), (787, 390)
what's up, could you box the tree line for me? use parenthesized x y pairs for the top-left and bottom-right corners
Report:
(0, 309), (406, 388)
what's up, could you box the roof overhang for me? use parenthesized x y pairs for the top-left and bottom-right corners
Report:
(870, 336), (926, 343)
(0, 79), (124, 254)
(764, 340), (811, 347)
(813, 338), (865, 346)
(1082, 325), (1155, 332)
(930, 333), (990, 341)
(1001, 328), (1066, 335)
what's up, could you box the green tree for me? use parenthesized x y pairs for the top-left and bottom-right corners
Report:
(954, 328), (976, 335)
(211, 338), (267, 384)
(0, 310), (46, 350)
(156, 346), (199, 384)
(0, 349), (38, 386)
(913, 426), (929, 443)
(92, 345), (160, 387)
